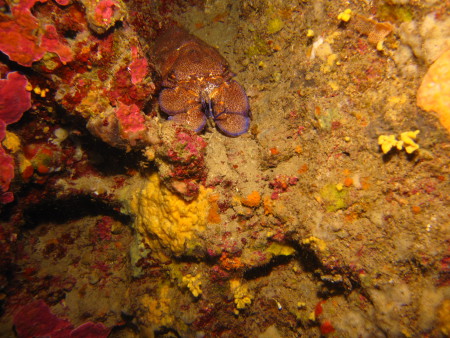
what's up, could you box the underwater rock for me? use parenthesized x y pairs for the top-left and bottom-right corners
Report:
(87, 102), (159, 149)
(156, 124), (208, 199)
(81, 0), (126, 34)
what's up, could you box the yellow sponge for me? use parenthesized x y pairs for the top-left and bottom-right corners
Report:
(127, 173), (210, 256)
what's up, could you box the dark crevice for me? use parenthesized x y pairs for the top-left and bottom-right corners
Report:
(243, 240), (324, 280)
(22, 195), (131, 228)
(242, 239), (363, 298)
(53, 103), (149, 176)
(109, 313), (140, 336)
(62, 29), (78, 40)
(0, 52), (40, 77)
(154, 326), (181, 338)
(293, 242), (324, 273)
(243, 255), (292, 280)
(0, 2), (10, 14)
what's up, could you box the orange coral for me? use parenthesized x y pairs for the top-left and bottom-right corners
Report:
(241, 191), (261, 207)
(220, 252), (244, 271)
(411, 205), (421, 214)
(360, 177), (371, 190)
(269, 147), (279, 155)
(343, 177), (353, 187)
(208, 194), (221, 224)
(297, 163), (309, 174)
(263, 195), (274, 215)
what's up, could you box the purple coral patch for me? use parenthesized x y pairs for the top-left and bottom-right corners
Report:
(13, 300), (111, 338)
(13, 300), (72, 338)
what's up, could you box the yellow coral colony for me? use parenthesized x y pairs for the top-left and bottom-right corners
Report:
(400, 130), (420, 154)
(378, 130), (420, 154)
(230, 279), (253, 314)
(183, 273), (202, 297)
(141, 284), (175, 326)
(378, 134), (401, 154)
(126, 173), (210, 257)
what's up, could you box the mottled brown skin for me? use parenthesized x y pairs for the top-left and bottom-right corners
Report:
(153, 26), (250, 136)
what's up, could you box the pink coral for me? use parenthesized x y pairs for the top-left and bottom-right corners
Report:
(94, 0), (121, 26)
(129, 43), (149, 84)
(0, 0), (43, 66)
(176, 131), (207, 158)
(156, 126), (208, 199)
(116, 102), (146, 133)
(115, 102), (146, 138)
(129, 57), (149, 84)
(0, 72), (31, 124)
(0, 71), (30, 204)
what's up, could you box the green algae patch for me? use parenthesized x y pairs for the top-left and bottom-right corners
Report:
(246, 36), (271, 57)
(379, 4), (413, 22)
(267, 18), (284, 34)
(319, 184), (348, 212)
(314, 107), (340, 130)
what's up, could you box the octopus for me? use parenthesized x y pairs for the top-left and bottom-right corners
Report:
(153, 26), (250, 137)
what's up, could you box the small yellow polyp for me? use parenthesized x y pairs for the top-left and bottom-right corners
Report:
(378, 134), (399, 154)
(400, 130), (420, 154)
(183, 273), (202, 297)
(230, 279), (252, 312)
(2, 131), (21, 153)
(337, 9), (352, 22)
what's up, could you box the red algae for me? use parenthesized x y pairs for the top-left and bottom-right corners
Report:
(0, 72), (31, 125)
(0, 146), (14, 204)
(0, 1), (73, 66)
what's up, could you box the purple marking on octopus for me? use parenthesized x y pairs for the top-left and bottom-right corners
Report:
(153, 26), (250, 137)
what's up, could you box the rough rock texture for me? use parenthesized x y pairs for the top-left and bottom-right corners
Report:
(0, 0), (449, 337)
